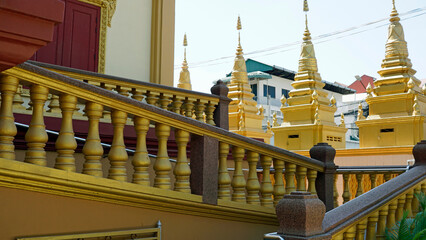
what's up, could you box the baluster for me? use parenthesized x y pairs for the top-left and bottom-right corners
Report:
(132, 117), (151, 185)
(82, 102), (104, 177)
(355, 173), (363, 197)
(376, 205), (389, 240)
(107, 110), (128, 181)
(171, 95), (184, 114)
(47, 94), (61, 114)
(218, 142), (231, 200)
(24, 85), (49, 166)
(183, 97), (195, 117)
(284, 163), (296, 194)
(205, 101), (216, 125)
(153, 123), (171, 189)
(159, 93), (172, 110)
(246, 151), (260, 205)
(412, 185), (421, 215)
(131, 89), (145, 102)
(404, 189), (414, 217)
(342, 173), (350, 204)
(384, 173), (391, 182)
(260, 155), (273, 207)
(0, 75), (19, 160)
(395, 195), (406, 221)
(355, 219), (367, 240)
(307, 169), (317, 195)
(366, 211), (379, 240)
(101, 84), (114, 119)
(13, 84), (26, 111)
(296, 165), (307, 191)
(333, 233), (344, 240)
(273, 159), (285, 206)
(174, 129), (191, 193)
(54, 94), (77, 171)
(386, 200), (398, 229)
(370, 173), (377, 189)
(146, 91), (160, 107)
(194, 99), (207, 122)
(231, 146), (246, 202)
(334, 174), (339, 208)
(343, 225), (356, 240)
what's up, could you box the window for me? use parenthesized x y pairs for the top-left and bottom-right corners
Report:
(250, 84), (258, 100)
(282, 89), (290, 98)
(263, 85), (276, 99)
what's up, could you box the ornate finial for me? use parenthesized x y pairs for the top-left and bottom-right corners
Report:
(422, 84), (426, 95)
(412, 95), (420, 116)
(273, 112), (278, 127)
(303, 0), (309, 12)
(330, 95), (336, 107)
(238, 101), (245, 131)
(366, 83), (373, 98)
(314, 106), (320, 125)
(267, 120), (272, 132)
(357, 103), (365, 120)
(258, 105), (264, 116)
(407, 79), (414, 94)
(237, 16), (242, 30)
(177, 34), (192, 90)
(280, 95), (287, 107)
(340, 113), (345, 127)
(311, 90), (318, 105)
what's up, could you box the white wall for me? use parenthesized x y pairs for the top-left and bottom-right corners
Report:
(104, 0), (152, 82)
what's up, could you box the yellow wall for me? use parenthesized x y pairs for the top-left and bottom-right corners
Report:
(105, 0), (152, 82)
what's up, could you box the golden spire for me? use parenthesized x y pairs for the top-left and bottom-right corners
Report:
(374, 0), (421, 96)
(340, 113), (345, 127)
(177, 33), (192, 90)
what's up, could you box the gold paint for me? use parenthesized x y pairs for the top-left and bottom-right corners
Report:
(284, 163), (296, 194)
(108, 110), (129, 181)
(227, 16), (272, 142)
(183, 97), (195, 118)
(159, 93), (172, 110)
(177, 34), (192, 90)
(272, 3), (346, 150)
(333, 174), (339, 208)
(395, 195), (406, 221)
(355, 173), (363, 197)
(340, 113), (345, 127)
(171, 95), (184, 114)
(260, 155), (273, 207)
(343, 225), (356, 240)
(356, 103), (365, 120)
(54, 94), (78, 172)
(24, 85), (49, 166)
(377, 205), (389, 239)
(366, 83), (373, 98)
(154, 123), (172, 189)
(0, 75), (18, 160)
(370, 173), (377, 189)
(404, 189), (413, 217)
(82, 102), (104, 177)
(412, 186), (421, 215)
(218, 142), (231, 200)
(246, 151), (260, 205)
(303, 0), (309, 12)
(146, 91), (160, 107)
(174, 129), (191, 193)
(330, 95), (336, 107)
(195, 100), (208, 122)
(355, 219), (367, 240)
(342, 173), (350, 204)
(231, 146), (246, 202)
(296, 165), (307, 191)
(387, 200), (398, 228)
(273, 159), (285, 206)
(205, 101), (216, 125)
(307, 169), (317, 194)
(12, 84), (26, 111)
(132, 117), (151, 186)
(365, 211), (379, 240)
(357, 0), (425, 148)
(47, 95), (61, 113)
(272, 112), (278, 127)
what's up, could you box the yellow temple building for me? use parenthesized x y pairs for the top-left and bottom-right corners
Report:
(272, 0), (347, 150)
(227, 17), (273, 143)
(356, 0), (426, 148)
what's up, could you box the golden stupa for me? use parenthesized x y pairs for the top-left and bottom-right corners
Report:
(272, 0), (347, 150)
(177, 33), (192, 90)
(227, 16), (272, 143)
(356, 0), (425, 147)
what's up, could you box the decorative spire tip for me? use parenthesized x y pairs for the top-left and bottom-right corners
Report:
(237, 16), (242, 30)
(183, 33), (187, 47)
(303, 0), (309, 12)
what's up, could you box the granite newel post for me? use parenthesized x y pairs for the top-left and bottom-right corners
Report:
(274, 192), (330, 240)
(211, 80), (231, 130)
(190, 134), (219, 205)
(413, 140), (426, 166)
(310, 143), (337, 211)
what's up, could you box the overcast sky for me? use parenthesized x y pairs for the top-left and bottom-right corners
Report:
(173, 0), (426, 93)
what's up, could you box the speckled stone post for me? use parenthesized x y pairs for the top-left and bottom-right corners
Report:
(275, 192), (331, 240)
(211, 80), (231, 130)
(413, 140), (426, 166)
(310, 143), (336, 211)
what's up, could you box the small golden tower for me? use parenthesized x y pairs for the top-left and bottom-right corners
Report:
(227, 16), (272, 143)
(177, 33), (192, 90)
(357, 0), (425, 147)
(272, 0), (347, 150)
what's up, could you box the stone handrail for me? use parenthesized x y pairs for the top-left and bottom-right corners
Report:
(27, 60), (223, 126)
(0, 62), (325, 210)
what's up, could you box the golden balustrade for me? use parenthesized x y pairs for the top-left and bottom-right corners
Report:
(29, 60), (220, 125)
(0, 63), (326, 213)
(334, 166), (406, 207)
